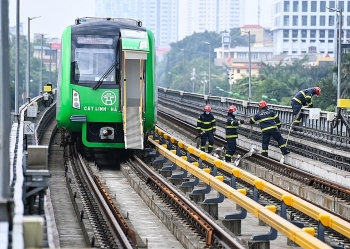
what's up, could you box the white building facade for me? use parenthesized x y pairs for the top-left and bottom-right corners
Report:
(271, 0), (349, 56)
(178, 0), (245, 40)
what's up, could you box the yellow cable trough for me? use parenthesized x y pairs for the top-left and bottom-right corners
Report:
(153, 128), (350, 240)
(149, 134), (331, 249)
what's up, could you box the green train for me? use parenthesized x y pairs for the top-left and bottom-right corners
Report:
(56, 17), (157, 149)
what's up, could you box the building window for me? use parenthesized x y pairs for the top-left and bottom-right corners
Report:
(319, 30), (325, 38)
(311, 1), (317, 11)
(293, 1), (299, 11)
(284, 1), (290, 11)
(293, 15), (298, 25)
(329, 16), (334, 26)
(237, 69), (240, 73)
(283, 30), (289, 38)
(284, 15), (290, 25)
(329, 1), (335, 11)
(311, 16), (316, 26)
(301, 30), (307, 38)
(302, 1), (308, 12)
(309, 46), (317, 53)
(348, 1), (350, 12)
(320, 1), (326, 12)
(339, 1), (344, 10)
(292, 30), (298, 38)
(302, 15), (307, 26)
(320, 16), (325, 26)
(310, 30), (316, 38)
(329, 30), (334, 38)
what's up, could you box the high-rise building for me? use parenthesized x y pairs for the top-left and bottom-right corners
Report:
(95, 0), (247, 46)
(178, 0), (245, 40)
(271, 0), (348, 56)
(94, 0), (178, 47)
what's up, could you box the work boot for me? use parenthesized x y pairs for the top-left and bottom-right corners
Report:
(283, 150), (290, 155)
(292, 127), (303, 132)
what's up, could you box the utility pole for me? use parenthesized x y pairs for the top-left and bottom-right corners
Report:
(0, 0), (12, 226)
(49, 43), (52, 83)
(248, 31), (252, 102)
(26, 16), (40, 101)
(40, 34), (44, 94)
(337, 9), (342, 100)
(191, 68), (196, 93)
(166, 53), (170, 88)
(15, 0), (20, 113)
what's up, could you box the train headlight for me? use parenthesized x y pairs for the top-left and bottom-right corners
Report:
(72, 90), (81, 109)
(139, 41), (148, 49)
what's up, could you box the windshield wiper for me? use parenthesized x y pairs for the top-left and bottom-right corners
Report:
(93, 61), (119, 90)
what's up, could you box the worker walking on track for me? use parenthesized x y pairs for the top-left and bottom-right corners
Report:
(225, 105), (247, 162)
(249, 100), (290, 157)
(196, 105), (216, 153)
(291, 87), (321, 131)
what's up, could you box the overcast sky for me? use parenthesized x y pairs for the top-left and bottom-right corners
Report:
(9, 0), (95, 39)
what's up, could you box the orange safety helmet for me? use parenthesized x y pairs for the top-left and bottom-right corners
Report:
(314, 86), (321, 96)
(204, 105), (212, 112)
(228, 105), (237, 113)
(259, 100), (267, 109)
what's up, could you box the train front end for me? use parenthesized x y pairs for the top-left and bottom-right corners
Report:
(56, 19), (156, 149)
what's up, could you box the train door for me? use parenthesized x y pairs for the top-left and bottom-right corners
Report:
(121, 50), (147, 149)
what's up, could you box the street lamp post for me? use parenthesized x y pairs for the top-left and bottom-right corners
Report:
(191, 68), (196, 93)
(180, 48), (185, 69)
(241, 30), (252, 102)
(40, 34), (44, 95)
(327, 7), (342, 101)
(203, 42), (211, 95)
(337, 9), (342, 100)
(49, 43), (52, 83)
(26, 16), (40, 101)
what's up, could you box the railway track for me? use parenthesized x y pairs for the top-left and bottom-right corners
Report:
(157, 111), (350, 204)
(158, 98), (350, 171)
(156, 110), (350, 248)
(78, 145), (244, 248)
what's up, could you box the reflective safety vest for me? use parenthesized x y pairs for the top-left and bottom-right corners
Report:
(293, 88), (315, 107)
(196, 113), (216, 133)
(225, 114), (244, 139)
(250, 107), (281, 132)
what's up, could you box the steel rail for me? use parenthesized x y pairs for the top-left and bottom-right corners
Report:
(76, 152), (134, 249)
(132, 155), (245, 249)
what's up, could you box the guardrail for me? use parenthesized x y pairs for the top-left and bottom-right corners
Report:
(158, 87), (349, 144)
(148, 127), (350, 248)
(10, 93), (56, 248)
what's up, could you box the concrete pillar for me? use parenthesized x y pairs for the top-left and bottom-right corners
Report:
(201, 203), (218, 220)
(179, 185), (193, 193)
(222, 219), (241, 235)
(158, 170), (172, 178)
(168, 178), (183, 185)
(248, 240), (270, 249)
(189, 193), (205, 203)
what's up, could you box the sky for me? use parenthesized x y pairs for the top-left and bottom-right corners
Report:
(9, 0), (96, 39)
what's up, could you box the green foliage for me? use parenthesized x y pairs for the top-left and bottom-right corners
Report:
(8, 35), (55, 111)
(157, 29), (348, 111)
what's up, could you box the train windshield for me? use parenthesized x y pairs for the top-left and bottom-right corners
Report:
(73, 48), (116, 85)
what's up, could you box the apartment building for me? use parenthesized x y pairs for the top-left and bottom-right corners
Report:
(271, 0), (349, 56)
(178, 0), (245, 40)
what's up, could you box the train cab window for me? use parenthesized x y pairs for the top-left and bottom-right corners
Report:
(73, 48), (116, 85)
